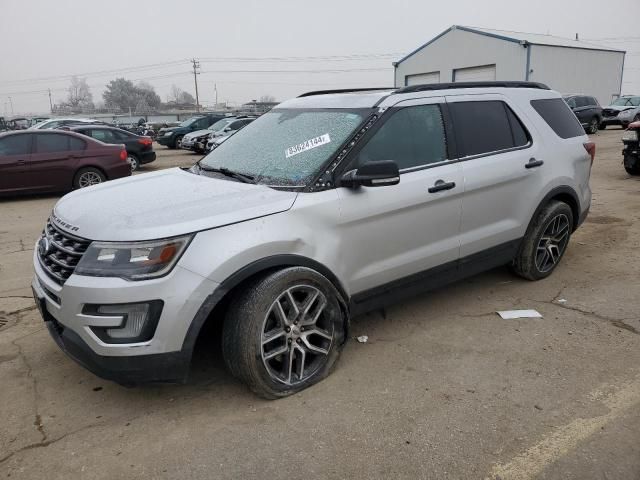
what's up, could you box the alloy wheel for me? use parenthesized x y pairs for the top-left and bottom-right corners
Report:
(261, 285), (334, 386)
(127, 156), (139, 171)
(535, 213), (570, 273)
(589, 118), (599, 134)
(78, 171), (103, 188)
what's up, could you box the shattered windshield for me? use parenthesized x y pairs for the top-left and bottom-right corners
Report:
(199, 108), (370, 186)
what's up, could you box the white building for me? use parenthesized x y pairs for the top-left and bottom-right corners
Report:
(394, 26), (625, 105)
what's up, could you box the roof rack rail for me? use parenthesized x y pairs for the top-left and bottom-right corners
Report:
(394, 81), (550, 94)
(298, 87), (394, 98)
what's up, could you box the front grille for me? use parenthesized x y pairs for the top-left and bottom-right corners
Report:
(603, 109), (619, 117)
(37, 218), (90, 284)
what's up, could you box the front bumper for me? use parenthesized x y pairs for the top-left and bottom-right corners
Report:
(182, 137), (207, 151)
(156, 134), (174, 146)
(32, 247), (219, 384)
(602, 117), (623, 127)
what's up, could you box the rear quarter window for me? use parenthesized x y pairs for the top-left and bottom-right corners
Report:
(531, 98), (585, 139)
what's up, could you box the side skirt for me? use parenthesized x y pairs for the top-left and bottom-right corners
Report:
(349, 238), (522, 317)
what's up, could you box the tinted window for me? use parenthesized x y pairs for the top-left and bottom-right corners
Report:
(69, 137), (86, 151)
(449, 101), (516, 157)
(531, 98), (585, 139)
(355, 104), (447, 170)
(0, 134), (31, 155)
(90, 129), (117, 143)
(589, 97), (599, 107)
(565, 97), (577, 108)
(35, 134), (71, 153)
(194, 118), (209, 129)
(575, 97), (588, 108)
(506, 107), (529, 147)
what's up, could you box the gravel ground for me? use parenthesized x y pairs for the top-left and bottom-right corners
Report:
(1, 131), (639, 479)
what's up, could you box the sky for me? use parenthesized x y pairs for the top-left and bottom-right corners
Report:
(1, 0), (638, 115)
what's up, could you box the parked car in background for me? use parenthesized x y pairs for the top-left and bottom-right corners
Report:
(0, 130), (130, 195)
(63, 125), (156, 171)
(0, 117), (7, 132)
(563, 95), (602, 134)
(6, 118), (31, 130)
(182, 116), (255, 153)
(622, 121), (640, 175)
(156, 113), (225, 149)
(30, 118), (104, 130)
(204, 129), (237, 152)
(600, 96), (640, 129)
(31, 82), (592, 397)
(29, 117), (50, 127)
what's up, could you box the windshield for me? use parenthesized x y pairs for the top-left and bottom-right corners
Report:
(207, 118), (235, 131)
(199, 108), (370, 187)
(611, 97), (640, 107)
(179, 117), (201, 127)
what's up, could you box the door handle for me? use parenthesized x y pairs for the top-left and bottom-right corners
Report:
(525, 158), (544, 169)
(428, 180), (456, 193)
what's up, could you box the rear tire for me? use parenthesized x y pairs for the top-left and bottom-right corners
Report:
(73, 167), (106, 189)
(222, 267), (346, 399)
(127, 154), (139, 171)
(512, 201), (574, 281)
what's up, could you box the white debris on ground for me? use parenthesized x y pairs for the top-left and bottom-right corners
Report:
(356, 335), (368, 343)
(496, 309), (543, 320)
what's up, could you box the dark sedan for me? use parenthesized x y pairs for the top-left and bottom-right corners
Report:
(63, 125), (156, 171)
(563, 95), (603, 134)
(0, 130), (131, 196)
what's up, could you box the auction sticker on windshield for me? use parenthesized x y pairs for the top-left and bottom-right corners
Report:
(285, 134), (331, 158)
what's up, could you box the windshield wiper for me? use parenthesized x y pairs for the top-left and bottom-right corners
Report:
(198, 164), (256, 184)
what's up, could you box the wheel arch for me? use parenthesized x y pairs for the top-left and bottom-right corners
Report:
(73, 165), (108, 187)
(529, 186), (581, 234)
(180, 255), (350, 364)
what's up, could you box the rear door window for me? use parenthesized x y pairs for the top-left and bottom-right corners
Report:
(69, 137), (86, 151)
(354, 104), (447, 170)
(530, 98), (585, 139)
(449, 101), (526, 157)
(35, 134), (71, 153)
(0, 134), (31, 155)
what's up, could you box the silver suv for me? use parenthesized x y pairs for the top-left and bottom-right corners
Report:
(32, 82), (593, 398)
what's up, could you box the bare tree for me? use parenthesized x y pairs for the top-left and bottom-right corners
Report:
(260, 95), (276, 103)
(66, 76), (93, 108)
(169, 84), (183, 103)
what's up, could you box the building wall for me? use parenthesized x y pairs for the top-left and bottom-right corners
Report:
(529, 45), (625, 106)
(394, 28), (527, 87)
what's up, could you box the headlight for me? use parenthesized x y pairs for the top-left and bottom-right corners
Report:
(623, 130), (638, 141)
(75, 235), (192, 280)
(164, 131), (174, 136)
(619, 110), (633, 118)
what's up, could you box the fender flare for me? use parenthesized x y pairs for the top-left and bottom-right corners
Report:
(180, 255), (350, 358)
(528, 185), (582, 233)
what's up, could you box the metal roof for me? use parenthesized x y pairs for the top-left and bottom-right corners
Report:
(396, 25), (625, 65)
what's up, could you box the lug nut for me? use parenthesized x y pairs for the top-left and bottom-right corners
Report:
(285, 327), (291, 332)
(296, 338), (301, 343)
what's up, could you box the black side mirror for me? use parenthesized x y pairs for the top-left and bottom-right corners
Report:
(340, 160), (400, 188)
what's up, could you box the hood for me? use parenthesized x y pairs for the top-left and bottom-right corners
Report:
(605, 105), (635, 112)
(184, 128), (212, 139)
(53, 168), (298, 241)
(158, 126), (180, 134)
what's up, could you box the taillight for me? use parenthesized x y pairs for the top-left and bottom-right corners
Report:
(119, 149), (127, 161)
(138, 137), (152, 146)
(583, 142), (596, 165)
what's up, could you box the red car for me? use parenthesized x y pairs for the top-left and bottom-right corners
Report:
(0, 130), (131, 195)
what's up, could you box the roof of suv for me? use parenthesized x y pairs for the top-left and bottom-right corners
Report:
(280, 82), (552, 109)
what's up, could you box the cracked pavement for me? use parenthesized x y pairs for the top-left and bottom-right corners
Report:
(1, 137), (639, 479)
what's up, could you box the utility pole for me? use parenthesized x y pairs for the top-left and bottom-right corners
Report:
(8, 97), (13, 115)
(191, 58), (201, 112)
(48, 89), (53, 113)
(214, 83), (218, 108)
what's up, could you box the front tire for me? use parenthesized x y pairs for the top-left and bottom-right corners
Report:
(222, 267), (346, 399)
(512, 201), (574, 281)
(587, 117), (599, 134)
(174, 135), (184, 149)
(73, 167), (106, 189)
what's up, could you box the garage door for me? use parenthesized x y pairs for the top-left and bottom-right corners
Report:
(453, 65), (496, 82)
(405, 71), (440, 86)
